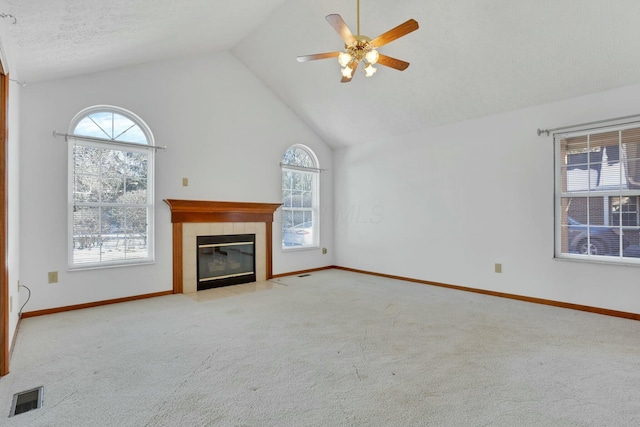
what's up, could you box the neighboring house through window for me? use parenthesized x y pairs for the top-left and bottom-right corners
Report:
(281, 145), (319, 249)
(68, 105), (154, 268)
(555, 123), (640, 261)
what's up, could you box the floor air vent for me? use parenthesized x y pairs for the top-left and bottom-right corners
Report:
(10, 386), (43, 417)
(298, 274), (311, 277)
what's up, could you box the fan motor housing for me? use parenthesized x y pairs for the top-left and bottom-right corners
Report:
(345, 35), (374, 61)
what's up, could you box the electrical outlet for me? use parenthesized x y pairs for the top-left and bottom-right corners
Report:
(9, 296), (12, 312)
(17, 280), (20, 292)
(182, 177), (189, 187)
(322, 247), (327, 254)
(494, 263), (502, 273)
(48, 271), (58, 284)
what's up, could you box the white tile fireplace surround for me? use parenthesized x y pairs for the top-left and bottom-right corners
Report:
(164, 199), (281, 294)
(182, 222), (266, 293)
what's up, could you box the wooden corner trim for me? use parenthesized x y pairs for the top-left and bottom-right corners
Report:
(0, 72), (8, 377)
(172, 223), (183, 294)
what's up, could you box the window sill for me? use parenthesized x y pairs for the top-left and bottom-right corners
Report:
(554, 254), (640, 267)
(68, 260), (155, 272)
(281, 245), (320, 253)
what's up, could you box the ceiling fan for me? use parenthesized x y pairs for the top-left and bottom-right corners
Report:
(296, 0), (419, 83)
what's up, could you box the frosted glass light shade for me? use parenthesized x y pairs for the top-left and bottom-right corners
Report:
(365, 49), (379, 65)
(338, 52), (353, 67)
(364, 64), (377, 77)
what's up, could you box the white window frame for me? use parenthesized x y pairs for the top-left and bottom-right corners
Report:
(281, 144), (320, 251)
(68, 105), (155, 269)
(554, 122), (640, 264)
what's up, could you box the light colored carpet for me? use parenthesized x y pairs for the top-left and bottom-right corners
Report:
(2, 269), (640, 426)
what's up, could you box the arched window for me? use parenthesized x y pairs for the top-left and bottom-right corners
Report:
(68, 106), (154, 268)
(281, 145), (320, 249)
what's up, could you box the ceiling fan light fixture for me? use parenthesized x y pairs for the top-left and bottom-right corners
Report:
(364, 64), (377, 77)
(296, 1), (419, 83)
(341, 66), (354, 78)
(365, 49), (379, 65)
(338, 51), (353, 67)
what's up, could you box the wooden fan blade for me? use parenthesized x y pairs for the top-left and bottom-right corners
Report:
(297, 52), (340, 62)
(377, 54), (410, 71)
(326, 14), (356, 44)
(371, 19), (419, 48)
(341, 61), (359, 83)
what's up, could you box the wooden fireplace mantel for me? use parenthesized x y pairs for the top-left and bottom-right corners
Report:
(164, 199), (281, 293)
(164, 199), (282, 223)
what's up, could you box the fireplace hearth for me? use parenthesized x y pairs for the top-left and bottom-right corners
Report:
(197, 234), (256, 290)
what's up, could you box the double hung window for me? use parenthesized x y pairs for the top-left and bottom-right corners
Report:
(68, 106), (154, 268)
(555, 124), (640, 262)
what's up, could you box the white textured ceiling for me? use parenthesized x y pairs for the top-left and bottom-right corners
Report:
(1, 0), (288, 81)
(2, 0), (640, 148)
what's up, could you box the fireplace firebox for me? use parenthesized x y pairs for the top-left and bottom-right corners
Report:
(197, 234), (256, 290)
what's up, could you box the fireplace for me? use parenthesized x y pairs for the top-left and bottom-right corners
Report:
(197, 234), (256, 290)
(164, 199), (281, 294)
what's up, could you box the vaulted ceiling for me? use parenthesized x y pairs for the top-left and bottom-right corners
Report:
(3, 0), (640, 148)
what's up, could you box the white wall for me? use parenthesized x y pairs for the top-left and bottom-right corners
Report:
(19, 51), (333, 312)
(334, 82), (640, 314)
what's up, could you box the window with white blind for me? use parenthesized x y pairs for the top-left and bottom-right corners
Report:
(68, 106), (154, 268)
(555, 124), (640, 262)
(281, 145), (319, 250)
